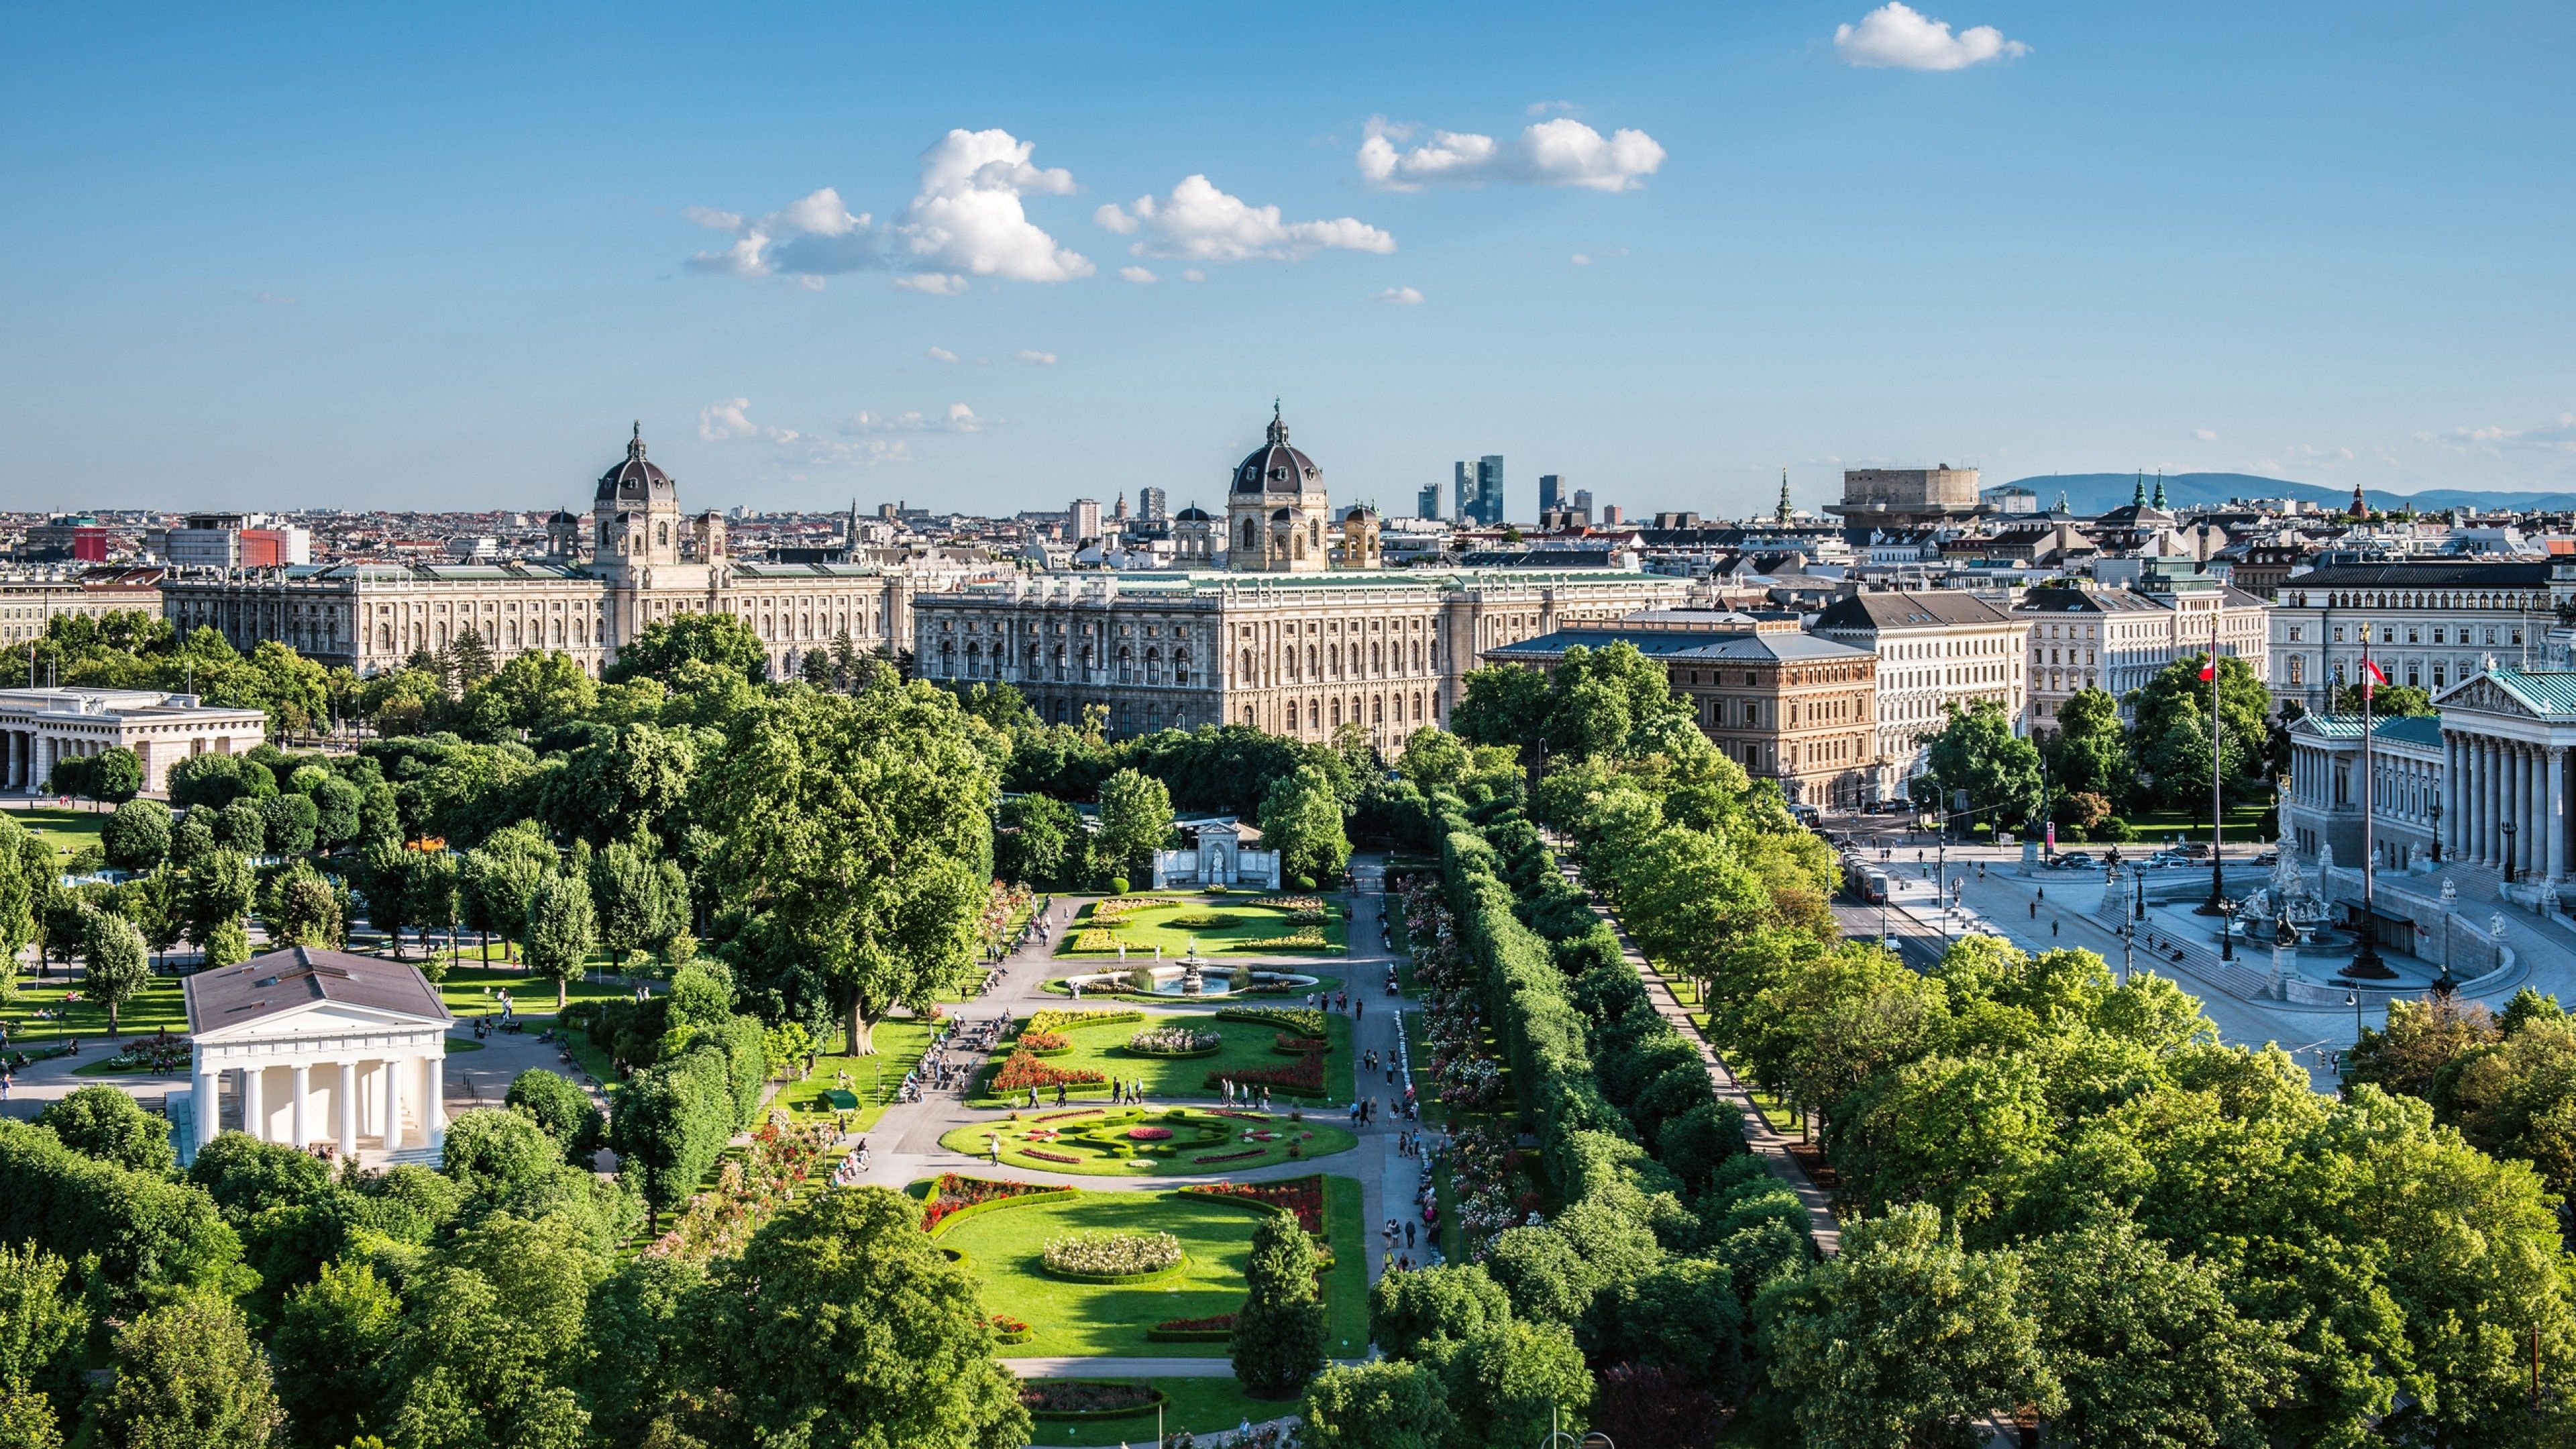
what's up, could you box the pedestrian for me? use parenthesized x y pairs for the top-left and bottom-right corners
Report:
(1356, 999), (1365, 1023)
(1405, 1220), (1416, 1248)
(2029, 901), (2038, 919)
(988, 1136), (1001, 1166)
(2051, 919), (2059, 937)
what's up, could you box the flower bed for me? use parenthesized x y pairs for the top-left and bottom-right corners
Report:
(1208, 1049), (1327, 1097)
(919, 1173), (1067, 1233)
(1018, 1029), (1070, 1051)
(991, 1051), (1108, 1094)
(1241, 926), (1329, 950)
(1036, 1107), (1102, 1123)
(1025, 1147), (1083, 1165)
(1146, 1311), (1238, 1343)
(1273, 1033), (1330, 1055)
(1162, 911), (1245, 930)
(1250, 896), (1325, 912)
(1183, 1175), (1326, 1234)
(1026, 1008), (1144, 1036)
(647, 1112), (836, 1263)
(1019, 1381), (1167, 1420)
(1070, 928), (1119, 952)
(1191, 1146), (1267, 1165)
(1042, 1230), (1184, 1281)
(1218, 1006), (1327, 1038)
(1086, 898), (1161, 922)
(1127, 1126), (1173, 1141)
(989, 1313), (1032, 1345)
(1127, 1026), (1221, 1057)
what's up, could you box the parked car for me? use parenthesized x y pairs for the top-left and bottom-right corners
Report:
(2057, 851), (2099, 870)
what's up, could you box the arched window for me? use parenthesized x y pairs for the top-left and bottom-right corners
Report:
(1118, 647), (1132, 682)
(1372, 696), (1385, 724)
(1240, 519), (1257, 552)
(1174, 649), (1191, 686)
(1308, 700), (1320, 731)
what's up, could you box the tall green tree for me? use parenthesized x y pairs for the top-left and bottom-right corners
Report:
(1300, 1360), (1451, 1449)
(87, 1297), (284, 1449)
(1922, 699), (2045, 828)
(81, 912), (150, 1036)
(994, 792), (1082, 888)
(2042, 686), (2135, 810)
(696, 1186), (1029, 1448)
(1760, 1204), (2059, 1449)
(588, 839), (669, 971)
(1260, 763), (1351, 888)
(694, 678), (997, 1053)
(1233, 1213), (1330, 1399)
(101, 799), (173, 872)
(1434, 1319), (1593, 1449)
(1448, 664), (1553, 763)
(460, 820), (553, 963)
(89, 747), (144, 804)
(38, 1084), (174, 1175)
(602, 612), (769, 686)
(1094, 767), (1174, 883)
(523, 870), (597, 1010)
(441, 625), (497, 692)
(2128, 653), (2269, 809)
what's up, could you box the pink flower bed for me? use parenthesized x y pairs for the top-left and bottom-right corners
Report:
(1026, 1147), (1083, 1164)
(1128, 1126), (1174, 1141)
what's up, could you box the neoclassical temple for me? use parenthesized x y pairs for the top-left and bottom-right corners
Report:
(0, 688), (270, 795)
(182, 947), (453, 1167)
(2435, 667), (2576, 883)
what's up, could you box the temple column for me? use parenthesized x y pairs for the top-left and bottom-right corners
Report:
(427, 1057), (445, 1155)
(337, 1061), (358, 1161)
(289, 1062), (310, 1149)
(2447, 733), (2463, 857)
(2483, 738), (2501, 864)
(241, 1066), (266, 1142)
(193, 1059), (220, 1150)
(2548, 747), (2567, 882)
(2469, 738), (2485, 863)
(381, 1057), (403, 1149)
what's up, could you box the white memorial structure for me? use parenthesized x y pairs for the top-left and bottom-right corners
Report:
(181, 947), (452, 1167)
(1150, 818), (1283, 890)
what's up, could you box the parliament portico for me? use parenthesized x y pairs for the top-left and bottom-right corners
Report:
(2434, 667), (2576, 885)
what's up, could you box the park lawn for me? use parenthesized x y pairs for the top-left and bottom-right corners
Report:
(972, 1009), (1353, 1107)
(941, 1179), (1367, 1360)
(941, 1105), (1357, 1177)
(433, 963), (633, 1021)
(3, 806), (106, 865)
(1056, 894), (1348, 957)
(1039, 974), (1344, 1003)
(1023, 1376), (1290, 1448)
(775, 1017), (939, 1131)
(2112, 804), (2273, 847)
(2, 973), (188, 1049)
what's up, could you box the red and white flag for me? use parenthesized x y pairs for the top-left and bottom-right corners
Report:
(2362, 658), (2387, 696)
(2198, 650), (2216, 682)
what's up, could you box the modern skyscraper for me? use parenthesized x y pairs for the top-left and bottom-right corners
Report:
(1417, 482), (1441, 520)
(1570, 488), (1594, 525)
(1538, 474), (1562, 516)
(1476, 455), (1505, 525)
(1069, 498), (1103, 540)
(1138, 487), (1169, 521)
(1452, 461), (1478, 525)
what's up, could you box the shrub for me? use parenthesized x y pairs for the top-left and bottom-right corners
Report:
(1232, 1213), (1328, 1397)
(1042, 1231), (1183, 1279)
(1108, 875), (1130, 894)
(1019, 1381), (1163, 1417)
(1219, 1006), (1328, 1038)
(1164, 912), (1245, 930)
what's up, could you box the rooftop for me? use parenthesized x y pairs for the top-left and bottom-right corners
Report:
(184, 946), (453, 1034)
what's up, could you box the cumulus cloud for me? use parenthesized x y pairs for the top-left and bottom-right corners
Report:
(1375, 286), (1424, 305)
(1119, 265), (1159, 284)
(1358, 115), (1665, 192)
(1016, 349), (1058, 365)
(926, 346), (959, 363)
(1094, 175), (1395, 263)
(2194, 428), (2219, 441)
(1833, 3), (2029, 70)
(699, 396), (980, 466)
(682, 129), (1090, 293)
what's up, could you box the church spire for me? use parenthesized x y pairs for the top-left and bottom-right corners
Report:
(1775, 468), (1793, 524)
(2152, 470), (2169, 510)
(2350, 482), (2368, 517)
(2132, 470), (2147, 507)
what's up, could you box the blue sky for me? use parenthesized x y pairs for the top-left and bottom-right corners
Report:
(3, 1), (2572, 518)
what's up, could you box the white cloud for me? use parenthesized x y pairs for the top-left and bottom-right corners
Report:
(926, 346), (959, 363)
(1119, 265), (1159, 284)
(1095, 175), (1395, 263)
(1182, 269), (1206, 282)
(2426, 413), (2576, 457)
(1358, 115), (1665, 193)
(256, 291), (298, 305)
(701, 396), (981, 467)
(2194, 427), (2220, 441)
(698, 397), (771, 442)
(1094, 203), (1139, 235)
(842, 405), (983, 435)
(1375, 286), (1424, 305)
(1833, 3), (2029, 70)
(1016, 349), (1058, 365)
(1525, 99), (1581, 117)
(681, 129), (1089, 292)
(1570, 253), (1593, 266)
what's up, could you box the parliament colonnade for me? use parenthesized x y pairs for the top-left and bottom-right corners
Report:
(2433, 668), (2576, 883)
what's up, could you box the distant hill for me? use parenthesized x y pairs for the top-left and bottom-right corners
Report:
(1999, 472), (2576, 515)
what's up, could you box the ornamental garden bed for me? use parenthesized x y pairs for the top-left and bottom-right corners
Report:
(1039, 973), (1345, 1002)
(1041, 1230), (1186, 1283)
(1018, 1380), (1168, 1420)
(1146, 1311), (1236, 1343)
(931, 1179), (1370, 1360)
(971, 1008), (1351, 1106)
(1053, 892), (1348, 957)
(1180, 1174), (1327, 1234)
(989, 1313), (1032, 1345)
(938, 1105), (1356, 1177)
(918, 1172), (1077, 1234)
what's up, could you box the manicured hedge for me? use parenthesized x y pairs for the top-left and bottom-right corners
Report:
(922, 1186), (1081, 1237)
(1021, 1382), (1171, 1421)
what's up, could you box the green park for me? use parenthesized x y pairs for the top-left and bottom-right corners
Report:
(1054, 892), (1348, 957)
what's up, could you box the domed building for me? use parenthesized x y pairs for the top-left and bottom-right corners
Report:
(1338, 504), (1383, 570)
(1226, 405), (1332, 573)
(1170, 504), (1219, 564)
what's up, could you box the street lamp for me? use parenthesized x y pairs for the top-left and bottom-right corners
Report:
(2503, 820), (2518, 885)
(2220, 898), (2237, 961)
(2429, 800), (2443, 865)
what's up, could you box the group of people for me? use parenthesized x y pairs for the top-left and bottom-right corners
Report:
(1305, 988), (1366, 1022)
(831, 1140), (871, 1186)
(1217, 1078), (1271, 1111)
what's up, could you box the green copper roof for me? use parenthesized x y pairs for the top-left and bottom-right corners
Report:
(2491, 668), (2576, 716)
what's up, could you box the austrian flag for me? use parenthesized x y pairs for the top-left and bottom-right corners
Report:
(2198, 651), (2216, 682)
(2362, 658), (2388, 694)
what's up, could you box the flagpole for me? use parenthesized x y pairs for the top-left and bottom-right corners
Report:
(2348, 649), (2391, 979)
(2202, 610), (2226, 915)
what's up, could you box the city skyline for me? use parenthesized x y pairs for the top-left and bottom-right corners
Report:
(3, 2), (2571, 518)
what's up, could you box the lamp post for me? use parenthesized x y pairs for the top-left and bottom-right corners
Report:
(2430, 799), (2443, 865)
(2504, 820), (2518, 885)
(2220, 898), (2237, 961)
(2347, 986), (2363, 1053)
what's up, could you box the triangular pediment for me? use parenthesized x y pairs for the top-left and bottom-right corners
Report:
(2434, 674), (2540, 718)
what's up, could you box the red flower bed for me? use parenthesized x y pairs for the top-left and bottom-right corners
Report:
(1275, 1034), (1329, 1053)
(1208, 1049), (1325, 1095)
(920, 1173), (1053, 1232)
(1026, 1147), (1083, 1163)
(1155, 1311), (1237, 1333)
(1127, 1126), (1173, 1141)
(991, 1314), (1030, 1334)
(1019, 1029), (1070, 1051)
(1192, 1147), (1267, 1164)
(993, 1051), (1107, 1093)
(1185, 1175), (1324, 1233)
(1037, 1108), (1102, 1122)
